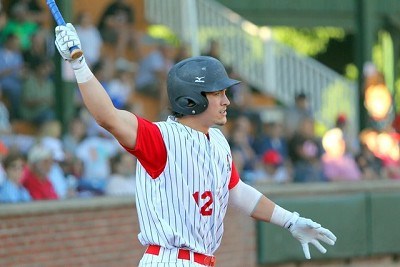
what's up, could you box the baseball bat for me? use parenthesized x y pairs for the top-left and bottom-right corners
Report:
(46, 0), (83, 60)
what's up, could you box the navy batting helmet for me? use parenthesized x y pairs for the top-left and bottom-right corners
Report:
(167, 56), (241, 115)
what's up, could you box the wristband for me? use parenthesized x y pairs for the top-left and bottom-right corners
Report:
(71, 56), (94, 84)
(270, 205), (298, 228)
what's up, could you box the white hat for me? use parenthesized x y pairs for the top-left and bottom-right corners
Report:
(41, 137), (65, 162)
(27, 145), (53, 164)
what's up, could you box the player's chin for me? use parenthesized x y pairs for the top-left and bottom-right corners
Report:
(215, 116), (228, 126)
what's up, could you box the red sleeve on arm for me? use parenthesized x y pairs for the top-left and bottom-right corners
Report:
(228, 162), (240, 190)
(123, 116), (167, 179)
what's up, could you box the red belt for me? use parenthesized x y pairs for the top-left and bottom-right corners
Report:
(145, 245), (216, 266)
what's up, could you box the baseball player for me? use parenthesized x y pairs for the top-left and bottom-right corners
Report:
(54, 23), (337, 267)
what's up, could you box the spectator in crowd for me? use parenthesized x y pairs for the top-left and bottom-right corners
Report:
(135, 39), (175, 115)
(75, 11), (103, 67)
(335, 113), (359, 155)
(174, 42), (190, 63)
(135, 39), (175, 97)
(263, 149), (291, 183)
(202, 39), (221, 62)
(0, 2), (39, 51)
(254, 120), (288, 161)
(23, 30), (53, 69)
(229, 115), (258, 180)
(19, 57), (55, 125)
(107, 57), (137, 109)
(247, 149), (291, 184)
(0, 33), (25, 119)
(0, 141), (9, 185)
(60, 116), (90, 197)
(21, 144), (58, 200)
(63, 117), (87, 158)
(75, 129), (121, 196)
(284, 92), (314, 139)
(60, 117), (86, 195)
(0, 152), (31, 203)
(38, 120), (70, 199)
(98, 0), (137, 58)
(62, 156), (83, 194)
(321, 128), (362, 182)
(374, 131), (400, 180)
(392, 113), (400, 134)
(0, 89), (12, 135)
(106, 152), (136, 196)
(288, 116), (326, 183)
(8, 0), (46, 26)
(356, 130), (383, 180)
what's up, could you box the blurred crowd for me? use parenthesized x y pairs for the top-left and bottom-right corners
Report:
(0, 0), (398, 204)
(227, 94), (397, 185)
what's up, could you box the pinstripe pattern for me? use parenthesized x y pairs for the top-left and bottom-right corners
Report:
(136, 116), (232, 264)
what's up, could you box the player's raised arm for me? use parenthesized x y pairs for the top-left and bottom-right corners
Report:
(54, 23), (138, 149)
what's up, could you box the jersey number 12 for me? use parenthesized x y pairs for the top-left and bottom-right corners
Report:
(193, 191), (213, 216)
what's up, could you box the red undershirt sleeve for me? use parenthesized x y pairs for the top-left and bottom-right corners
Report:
(228, 162), (240, 190)
(122, 116), (167, 179)
(122, 116), (241, 185)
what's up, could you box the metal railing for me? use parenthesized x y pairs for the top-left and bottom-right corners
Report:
(144, 0), (359, 135)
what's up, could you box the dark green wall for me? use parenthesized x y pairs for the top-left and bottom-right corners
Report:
(257, 190), (400, 264)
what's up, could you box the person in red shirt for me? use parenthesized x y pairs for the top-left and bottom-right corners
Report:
(21, 144), (58, 200)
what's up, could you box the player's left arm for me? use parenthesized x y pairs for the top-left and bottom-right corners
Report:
(229, 178), (337, 259)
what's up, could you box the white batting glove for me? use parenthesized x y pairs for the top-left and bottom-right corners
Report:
(287, 212), (337, 259)
(54, 23), (85, 69)
(270, 206), (337, 259)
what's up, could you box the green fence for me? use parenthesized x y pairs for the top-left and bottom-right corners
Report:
(256, 181), (400, 265)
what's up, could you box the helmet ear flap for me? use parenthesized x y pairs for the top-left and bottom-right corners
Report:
(175, 96), (208, 115)
(176, 96), (192, 107)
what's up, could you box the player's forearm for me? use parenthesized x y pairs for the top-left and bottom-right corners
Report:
(71, 57), (119, 128)
(78, 77), (119, 127)
(229, 181), (290, 224)
(250, 195), (276, 222)
(229, 180), (262, 216)
(252, 196), (301, 228)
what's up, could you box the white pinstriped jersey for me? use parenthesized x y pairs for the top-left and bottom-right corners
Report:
(135, 117), (233, 255)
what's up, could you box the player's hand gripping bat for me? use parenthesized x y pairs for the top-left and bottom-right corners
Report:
(46, 0), (83, 60)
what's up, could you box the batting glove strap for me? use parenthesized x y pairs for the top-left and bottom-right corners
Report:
(284, 212), (300, 229)
(270, 205), (298, 228)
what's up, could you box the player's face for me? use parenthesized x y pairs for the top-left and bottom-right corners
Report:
(203, 89), (230, 126)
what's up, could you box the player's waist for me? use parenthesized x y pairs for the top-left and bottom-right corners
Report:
(145, 244), (216, 267)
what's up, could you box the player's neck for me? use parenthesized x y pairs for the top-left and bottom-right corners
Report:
(177, 117), (210, 135)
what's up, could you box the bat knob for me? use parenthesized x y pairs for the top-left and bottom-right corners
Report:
(71, 49), (83, 60)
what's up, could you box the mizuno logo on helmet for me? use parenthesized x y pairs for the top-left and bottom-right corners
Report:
(195, 77), (205, 83)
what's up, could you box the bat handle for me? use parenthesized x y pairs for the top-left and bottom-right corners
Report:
(47, 0), (83, 59)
